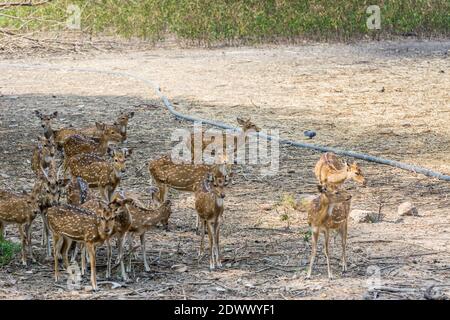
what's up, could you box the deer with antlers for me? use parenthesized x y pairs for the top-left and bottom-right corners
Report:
(306, 185), (352, 280)
(314, 152), (366, 190)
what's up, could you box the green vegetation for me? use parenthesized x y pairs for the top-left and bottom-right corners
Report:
(0, 235), (21, 266)
(276, 193), (297, 229)
(0, 1), (448, 44)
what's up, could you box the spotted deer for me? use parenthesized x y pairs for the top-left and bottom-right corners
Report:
(34, 110), (58, 139)
(76, 196), (133, 280)
(32, 164), (68, 257)
(306, 185), (352, 280)
(122, 198), (172, 274)
(65, 148), (132, 201)
(53, 111), (134, 147)
(0, 188), (40, 265)
(63, 122), (123, 159)
(195, 172), (227, 270)
(314, 152), (366, 190)
(187, 117), (260, 162)
(149, 155), (232, 203)
(31, 136), (56, 177)
(47, 203), (117, 291)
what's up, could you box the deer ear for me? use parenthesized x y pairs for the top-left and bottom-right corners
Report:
(35, 110), (42, 119)
(317, 185), (326, 193)
(128, 111), (135, 118)
(236, 117), (245, 125)
(95, 122), (105, 130)
(125, 148), (133, 157)
(107, 146), (114, 157)
(51, 111), (58, 119)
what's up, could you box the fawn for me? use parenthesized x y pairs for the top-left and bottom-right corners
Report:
(65, 148), (132, 201)
(187, 117), (260, 162)
(33, 165), (68, 257)
(47, 203), (117, 291)
(123, 197), (172, 274)
(314, 152), (366, 190)
(77, 196), (133, 280)
(63, 122), (123, 159)
(0, 188), (40, 265)
(34, 110), (58, 139)
(31, 136), (56, 177)
(306, 185), (352, 280)
(195, 172), (227, 270)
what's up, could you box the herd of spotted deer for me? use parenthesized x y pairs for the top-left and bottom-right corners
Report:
(0, 110), (366, 291)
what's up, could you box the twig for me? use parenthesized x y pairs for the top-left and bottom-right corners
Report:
(0, 0), (53, 8)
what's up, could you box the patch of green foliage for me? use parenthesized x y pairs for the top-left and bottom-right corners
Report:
(0, 1), (448, 44)
(0, 235), (21, 266)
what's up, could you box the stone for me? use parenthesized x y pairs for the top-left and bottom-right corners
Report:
(351, 209), (382, 223)
(397, 202), (418, 216)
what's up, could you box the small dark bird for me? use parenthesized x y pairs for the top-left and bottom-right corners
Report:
(304, 130), (316, 139)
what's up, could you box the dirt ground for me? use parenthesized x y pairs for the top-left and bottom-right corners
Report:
(0, 40), (449, 300)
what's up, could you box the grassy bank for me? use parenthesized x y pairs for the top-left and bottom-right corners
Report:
(0, 235), (21, 266)
(0, 0), (449, 43)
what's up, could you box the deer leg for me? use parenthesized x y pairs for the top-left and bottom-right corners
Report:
(140, 233), (150, 272)
(306, 227), (320, 279)
(86, 242), (97, 291)
(71, 242), (79, 263)
(198, 219), (206, 257)
(340, 222), (348, 273)
(323, 228), (333, 280)
(105, 239), (112, 279)
(25, 222), (35, 263)
(19, 224), (27, 266)
(214, 217), (221, 268)
(61, 238), (72, 269)
(52, 233), (60, 282)
(126, 233), (133, 273)
(42, 213), (52, 257)
(206, 220), (215, 270)
(0, 221), (4, 239)
(117, 233), (128, 281)
(80, 243), (86, 276)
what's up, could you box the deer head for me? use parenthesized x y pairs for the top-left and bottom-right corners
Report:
(96, 122), (123, 145)
(108, 147), (133, 175)
(113, 111), (135, 142)
(236, 117), (261, 133)
(35, 110), (58, 139)
(345, 161), (366, 186)
(317, 185), (352, 205)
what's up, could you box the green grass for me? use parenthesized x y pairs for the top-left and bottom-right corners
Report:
(0, 235), (21, 266)
(0, 0), (448, 44)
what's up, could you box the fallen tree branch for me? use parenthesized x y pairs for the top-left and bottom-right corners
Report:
(0, 0), (53, 8)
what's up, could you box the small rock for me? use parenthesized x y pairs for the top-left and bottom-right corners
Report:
(398, 202), (418, 216)
(260, 204), (272, 211)
(171, 264), (188, 273)
(225, 263), (232, 268)
(351, 209), (382, 223)
(0, 173), (9, 178)
(84, 286), (93, 292)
